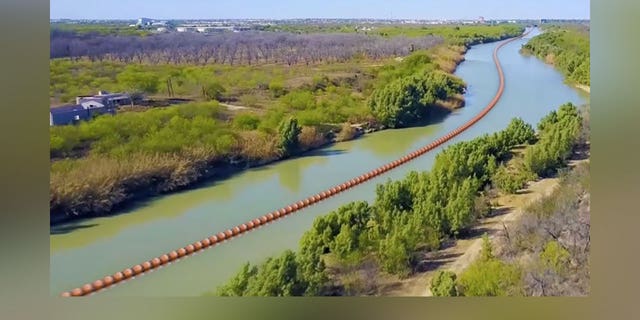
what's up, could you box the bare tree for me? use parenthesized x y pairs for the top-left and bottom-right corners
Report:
(50, 30), (444, 66)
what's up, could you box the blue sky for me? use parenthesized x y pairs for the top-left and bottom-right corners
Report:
(50, 0), (590, 20)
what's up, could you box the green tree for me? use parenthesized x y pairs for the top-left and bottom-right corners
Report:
(539, 240), (570, 274)
(480, 233), (494, 261)
(216, 262), (258, 296)
(504, 117), (536, 145)
(233, 113), (261, 130)
(202, 81), (226, 101)
(457, 258), (522, 296)
(430, 271), (459, 296)
(243, 250), (306, 296)
(268, 81), (287, 98)
(367, 71), (464, 128)
(277, 117), (302, 156)
(378, 231), (411, 277)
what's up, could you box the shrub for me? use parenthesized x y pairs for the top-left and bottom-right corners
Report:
(430, 271), (459, 296)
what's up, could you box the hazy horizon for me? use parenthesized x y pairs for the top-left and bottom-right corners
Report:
(50, 0), (590, 20)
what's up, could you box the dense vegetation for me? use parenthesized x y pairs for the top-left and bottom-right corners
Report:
(431, 161), (590, 296)
(367, 51), (466, 128)
(522, 26), (590, 86)
(214, 103), (585, 296)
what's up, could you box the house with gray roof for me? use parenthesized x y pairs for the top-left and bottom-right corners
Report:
(49, 91), (131, 126)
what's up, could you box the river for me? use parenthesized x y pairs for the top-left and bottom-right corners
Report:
(50, 27), (588, 296)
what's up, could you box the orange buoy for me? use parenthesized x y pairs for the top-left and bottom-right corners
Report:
(177, 248), (187, 257)
(304, 198), (311, 205)
(201, 238), (211, 247)
(287, 205), (294, 212)
(266, 213), (274, 221)
(232, 226), (240, 235)
(61, 291), (71, 297)
(279, 208), (287, 215)
(274, 211), (282, 219)
(239, 224), (248, 232)
(246, 221), (255, 229)
(113, 272), (124, 282)
(185, 244), (195, 254)
(140, 261), (151, 271)
(151, 257), (161, 267)
(103, 276), (114, 286)
(217, 232), (227, 240)
(209, 235), (219, 244)
(71, 288), (83, 297)
(292, 203), (299, 210)
(194, 241), (203, 250)
(225, 229), (233, 237)
(92, 280), (104, 290)
(320, 191), (327, 198)
(132, 264), (144, 274)
(260, 216), (268, 223)
(160, 254), (170, 264)
(168, 251), (178, 261)
(82, 284), (93, 295)
(297, 200), (305, 208)
(123, 268), (134, 278)
(253, 218), (261, 226)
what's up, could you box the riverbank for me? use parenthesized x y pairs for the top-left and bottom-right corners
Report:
(574, 84), (591, 93)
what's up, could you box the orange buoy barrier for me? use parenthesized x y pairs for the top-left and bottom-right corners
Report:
(61, 30), (530, 297)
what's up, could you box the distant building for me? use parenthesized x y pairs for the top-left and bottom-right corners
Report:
(137, 18), (152, 26)
(50, 91), (131, 126)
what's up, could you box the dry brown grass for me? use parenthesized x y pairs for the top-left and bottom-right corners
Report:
(299, 126), (329, 150)
(335, 123), (359, 142)
(237, 131), (282, 162)
(50, 150), (218, 216)
(431, 45), (466, 73)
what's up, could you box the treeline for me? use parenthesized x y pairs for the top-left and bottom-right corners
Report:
(215, 103), (584, 296)
(431, 162), (590, 296)
(50, 25), (523, 66)
(521, 26), (590, 86)
(262, 24), (524, 47)
(50, 30), (443, 65)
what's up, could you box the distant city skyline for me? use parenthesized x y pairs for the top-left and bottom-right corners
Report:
(50, 0), (590, 20)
